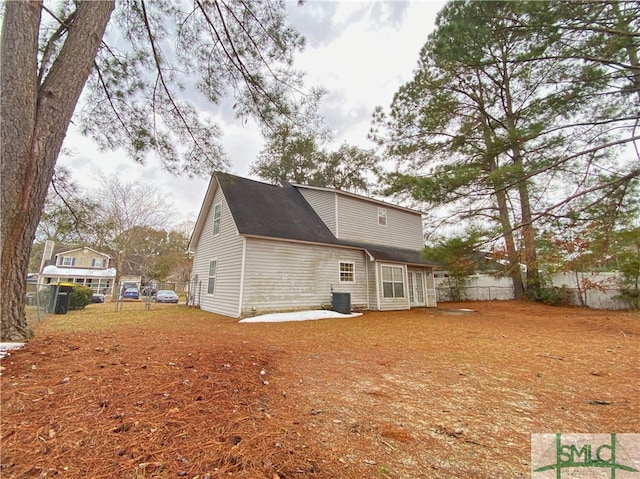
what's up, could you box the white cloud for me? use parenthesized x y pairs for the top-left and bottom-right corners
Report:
(287, 1), (443, 147)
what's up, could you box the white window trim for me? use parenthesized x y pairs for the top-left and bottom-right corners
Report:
(377, 207), (387, 227)
(207, 259), (217, 295)
(60, 256), (75, 266)
(339, 261), (355, 283)
(381, 264), (405, 298)
(92, 258), (105, 268)
(212, 202), (222, 236)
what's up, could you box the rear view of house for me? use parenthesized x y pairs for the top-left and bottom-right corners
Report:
(188, 173), (437, 317)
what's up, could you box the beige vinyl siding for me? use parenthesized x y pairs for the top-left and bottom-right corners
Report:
(56, 249), (109, 268)
(335, 195), (424, 249)
(241, 238), (368, 315)
(191, 186), (244, 317)
(298, 188), (337, 235)
(375, 263), (410, 311)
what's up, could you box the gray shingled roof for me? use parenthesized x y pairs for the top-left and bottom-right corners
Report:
(217, 173), (339, 244)
(340, 241), (438, 267)
(216, 172), (438, 267)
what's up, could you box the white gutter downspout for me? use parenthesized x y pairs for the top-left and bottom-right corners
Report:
(362, 249), (379, 310)
(364, 253), (370, 309)
(404, 265), (410, 310)
(334, 193), (339, 238)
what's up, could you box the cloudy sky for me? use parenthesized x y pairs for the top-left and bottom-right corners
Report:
(59, 1), (446, 226)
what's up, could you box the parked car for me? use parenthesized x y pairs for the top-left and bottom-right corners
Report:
(154, 290), (179, 303)
(141, 286), (157, 296)
(122, 287), (139, 300)
(91, 293), (106, 303)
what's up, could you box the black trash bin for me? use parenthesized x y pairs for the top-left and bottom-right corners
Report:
(331, 292), (351, 314)
(53, 283), (75, 314)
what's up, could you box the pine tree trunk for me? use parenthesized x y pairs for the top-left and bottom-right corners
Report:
(482, 120), (527, 299)
(517, 177), (541, 295)
(501, 66), (541, 297)
(494, 185), (527, 299)
(1, 1), (115, 342)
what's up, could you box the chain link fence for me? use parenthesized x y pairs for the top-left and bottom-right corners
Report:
(25, 283), (55, 326)
(27, 281), (197, 319)
(187, 280), (203, 308)
(111, 281), (194, 312)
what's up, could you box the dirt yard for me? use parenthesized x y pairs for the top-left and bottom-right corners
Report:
(1, 301), (638, 478)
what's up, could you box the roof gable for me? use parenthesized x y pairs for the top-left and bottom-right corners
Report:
(217, 173), (338, 244)
(55, 246), (111, 259)
(188, 173), (338, 252)
(188, 174), (221, 252)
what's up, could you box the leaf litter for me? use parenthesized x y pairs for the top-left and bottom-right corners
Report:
(1, 301), (638, 478)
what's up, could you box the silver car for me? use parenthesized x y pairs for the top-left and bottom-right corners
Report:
(154, 290), (179, 303)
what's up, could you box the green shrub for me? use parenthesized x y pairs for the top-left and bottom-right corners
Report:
(615, 288), (640, 310)
(530, 285), (573, 306)
(69, 285), (93, 310)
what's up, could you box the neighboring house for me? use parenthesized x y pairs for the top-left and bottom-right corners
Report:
(188, 172), (438, 318)
(39, 241), (116, 294)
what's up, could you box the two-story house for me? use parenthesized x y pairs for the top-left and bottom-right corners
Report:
(39, 241), (116, 295)
(188, 172), (438, 318)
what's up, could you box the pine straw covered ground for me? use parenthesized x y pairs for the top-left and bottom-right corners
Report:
(1, 301), (638, 479)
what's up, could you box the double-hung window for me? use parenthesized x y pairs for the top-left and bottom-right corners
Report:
(212, 202), (222, 236)
(207, 260), (217, 295)
(60, 256), (75, 266)
(339, 262), (355, 283)
(381, 265), (404, 298)
(377, 207), (387, 226)
(92, 258), (105, 267)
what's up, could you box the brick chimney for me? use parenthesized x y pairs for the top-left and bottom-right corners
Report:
(39, 240), (55, 273)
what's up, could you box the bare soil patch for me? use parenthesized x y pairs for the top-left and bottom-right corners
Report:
(1, 301), (638, 478)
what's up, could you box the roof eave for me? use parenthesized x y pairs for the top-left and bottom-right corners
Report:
(240, 234), (437, 268)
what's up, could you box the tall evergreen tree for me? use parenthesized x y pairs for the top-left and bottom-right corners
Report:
(372, 0), (638, 299)
(251, 88), (380, 192)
